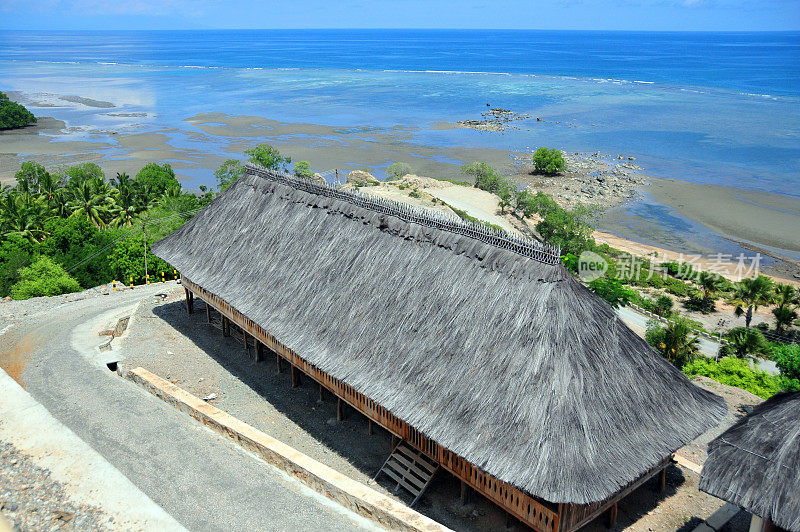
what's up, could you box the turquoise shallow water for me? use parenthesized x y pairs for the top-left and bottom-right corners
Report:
(1, 30), (798, 260)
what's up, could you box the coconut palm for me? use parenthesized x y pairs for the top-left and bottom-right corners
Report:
(646, 318), (700, 368)
(67, 179), (112, 227)
(732, 275), (775, 328)
(109, 172), (140, 227)
(719, 327), (771, 360)
(772, 306), (799, 335)
(698, 272), (724, 302)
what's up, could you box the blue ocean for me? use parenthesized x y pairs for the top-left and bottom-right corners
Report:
(1, 30), (799, 256)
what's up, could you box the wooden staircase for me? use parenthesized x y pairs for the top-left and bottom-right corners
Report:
(375, 441), (439, 506)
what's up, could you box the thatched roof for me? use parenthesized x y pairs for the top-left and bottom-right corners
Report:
(153, 165), (726, 504)
(700, 392), (799, 531)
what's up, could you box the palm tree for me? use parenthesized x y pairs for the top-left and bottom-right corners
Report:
(698, 272), (724, 302)
(732, 275), (775, 328)
(109, 172), (140, 227)
(646, 318), (700, 368)
(67, 179), (112, 227)
(719, 327), (771, 360)
(772, 306), (799, 334)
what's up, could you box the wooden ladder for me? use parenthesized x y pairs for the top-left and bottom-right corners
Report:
(375, 441), (439, 506)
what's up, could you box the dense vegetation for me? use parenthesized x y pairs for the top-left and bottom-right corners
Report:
(0, 91), (36, 130)
(532, 147), (566, 175)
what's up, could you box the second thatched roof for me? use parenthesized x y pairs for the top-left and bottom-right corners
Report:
(153, 166), (726, 505)
(700, 392), (800, 532)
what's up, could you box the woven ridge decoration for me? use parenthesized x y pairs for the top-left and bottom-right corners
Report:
(246, 163), (563, 265)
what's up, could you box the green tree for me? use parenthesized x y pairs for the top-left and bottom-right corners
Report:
(0, 91), (36, 130)
(14, 161), (50, 194)
(0, 234), (36, 297)
(65, 163), (104, 188)
(293, 161), (315, 179)
(536, 202), (598, 255)
(532, 147), (566, 175)
(134, 163), (180, 197)
(108, 235), (172, 286)
(719, 327), (771, 360)
(646, 318), (701, 367)
(773, 306), (799, 335)
(38, 216), (119, 290)
(772, 283), (799, 334)
(772, 344), (800, 391)
(215, 159), (245, 192)
(463, 161), (504, 193)
(10, 256), (80, 300)
(698, 271), (724, 305)
(732, 275), (775, 328)
(386, 162), (412, 179)
(589, 276), (636, 308)
(246, 144), (290, 171)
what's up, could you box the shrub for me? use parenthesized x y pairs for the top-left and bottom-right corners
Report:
(10, 256), (81, 299)
(462, 162), (505, 192)
(38, 216), (118, 289)
(532, 147), (566, 175)
(536, 201), (598, 256)
(589, 276), (636, 308)
(386, 162), (412, 179)
(661, 261), (696, 280)
(65, 163), (104, 188)
(293, 161), (315, 179)
(0, 234), (36, 297)
(772, 344), (800, 391)
(0, 91), (36, 129)
(664, 277), (689, 297)
(654, 295), (674, 317)
(682, 356), (782, 399)
(108, 236), (173, 286)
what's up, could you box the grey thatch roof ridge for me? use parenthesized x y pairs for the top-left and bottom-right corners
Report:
(700, 392), (800, 532)
(245, 164), (562, 265)
(153, 172), (727, 504)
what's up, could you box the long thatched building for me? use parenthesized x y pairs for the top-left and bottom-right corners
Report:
(700, 392), (799, 532)
(153, 165), (726, 531)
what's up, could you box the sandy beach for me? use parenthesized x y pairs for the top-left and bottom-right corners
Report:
(2, 101), (798, 282)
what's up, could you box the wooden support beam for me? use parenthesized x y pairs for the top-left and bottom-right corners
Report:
(255, 341), (264, 363)
(205, 302), (211, 324)
(184, 288), (192, 314)
(242, 330), (248, 350)
(391, 434), (398, 450)
(319, 383), (324, 403)
(337, 397), (344, 421)
(460, 481), (471, 505)
(291, 365), (300, 388)
(368, 419), (373, 436)
(605, 502), (618, 529)
(222, 317), (230, 337)
(657, 467), (667, 493)
(276, 353), (282, 373)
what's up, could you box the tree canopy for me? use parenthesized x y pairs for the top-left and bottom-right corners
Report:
(0, 91), (36, 130)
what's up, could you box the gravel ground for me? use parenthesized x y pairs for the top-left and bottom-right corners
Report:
(116, 287), (752, 532)
(0, 440), (111, 532)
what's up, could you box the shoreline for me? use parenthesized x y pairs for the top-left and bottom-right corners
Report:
(2, 107), (799, 282)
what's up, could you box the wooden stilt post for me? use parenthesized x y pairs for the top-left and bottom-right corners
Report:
(242, 330), (248, 350)
(391, 434), (398, 449)
(368, 419), (373, 435)
(205, 303), (211, 324)
(460, 481), (470, 505)
(222, 317), (229, 337)
(605, 502), (618, 528)
(184, 288), (191, 314)
(291, 365), (300, 387)
(319, 383), (324, 402)
(188, 291), (194, 314)
(255, 341), (264, 363)
(657, 467), (667, 493)
(276, 353), (282, 373)
(337, 398), (343, 421)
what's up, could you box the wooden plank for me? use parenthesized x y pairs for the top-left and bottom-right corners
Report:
(396, 445), (437, 473)
(384, 461), (427, 490)
(381, 467), (422, 496)
(389, 453), (435, 484)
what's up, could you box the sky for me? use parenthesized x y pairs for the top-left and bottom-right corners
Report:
(1, 0), (798, 31)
